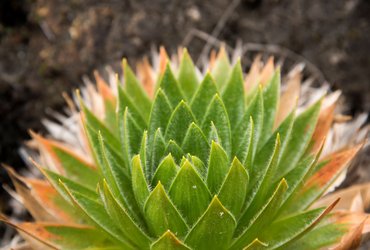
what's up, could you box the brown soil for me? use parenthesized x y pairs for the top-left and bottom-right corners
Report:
(0, 0), (369, 245)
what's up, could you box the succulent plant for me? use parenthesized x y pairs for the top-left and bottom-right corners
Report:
(2, 47), (369, 250)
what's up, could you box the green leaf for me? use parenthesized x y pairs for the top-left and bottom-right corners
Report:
(256, 110), (295, 185)
(98, 133), (143, 224)
(151, 231), (191, 250)
(184, 196), (236, 250)
(140, 130), (149, 173)
(117, 104), (131, 169)
(165, 140), (184, 163)
(85, 126), (136, 221)
(271, 110), (295, 161)
(178, 155), (204, 176)
(235, 116), (253, 164)
(165, 101), (196, 145)
(243, 239), (268, 250)
(254, 110), (295, 186)
(51, 145), (99, 189)
(206, 141), (229, 195)
(259, 70), (280, 149)
(144, 182), (188, 238)
(43, 224), (111, 249)
(232, 179), (288, 249)
(97, 132), (123, 192)
(211, 48), (231, 89)
(169, 160), (212, 226)
(258, 207), (329, 249)
(178, 49), (199, 99)
(42, 168), (96, 204)
(152, 154), (179, 189)
(122, 108), (143, 158)
(117, 85), (147, 129)
(245, 135), (281, 221)
(122, 59), (152, 120)
(150, 128), (166, 174)
(190, 73), (218, 121)
(104, 105), (117, 133)
(279, 223), (345, 250)
(159, 64), (185, 107)
(218, 157), (249, 217)
(60, 182), (136, 249)
(182, 122), (210, 164)
(222, 60), (245, 129)
(241, 134), (281, 220)
(84, 123), (107, 172)
(277, 100), (321, 178)
(208, 121), (221, 143)
(82, 103), (120, 151)
(148, 89), (173, 136)
(234, 88), (263, 163)
(100, 181), (151, 249)
(278, 155), (317, 216)
(201, 94), (231, 156)
(189, 155), (207, 178)
(131, 155), (150, 211)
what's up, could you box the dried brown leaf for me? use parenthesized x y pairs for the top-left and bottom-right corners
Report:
(137, 56), (155, 98)
(260, 56), (275, 86)
(305, 144), (363, 190)
(274, 70), (301, 128)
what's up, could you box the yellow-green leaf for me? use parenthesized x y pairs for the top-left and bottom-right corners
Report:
(61, 182), (135, 249)
(169, 160), (212, 226)
(277, 100), (321, 178)
(100, 181), (151, 249)
(122, 59), (152, 120)
(206, 141), (229, 195)
(234, 88), (263, 164)
(182, 122), (210, 164)
(201, 94), (231, 156)
(232, 179), (288, 249)
(190, 73), (218, 122)
(131, 155), (150, 211)
(222, 60), (245, 129)
(165, 140), (184, 163)
(82, 103), (120, 151)
(117, 84), (147, 129)
(259, 70), (280, 149)
(151, 230), (191, 250)
(218, 157), (249, 217)
(144, 182), (188, 237)
(178, 49), (199, 99)
(148, 89), (173, 136)
(150, 128), (166, 173)
(159, 64), (185, 107)
(98, 133), (143, 224)
(211, 47), (231, 89)
(165, 101), (196, 145)
(184, 196), (236, 250)
(152, 154), (179, 189)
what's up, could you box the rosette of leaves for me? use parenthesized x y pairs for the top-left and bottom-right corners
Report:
(2, 47), (368, 250)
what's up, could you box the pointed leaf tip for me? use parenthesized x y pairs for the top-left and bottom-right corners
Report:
(151, 230), (191, 250)
(218, 157), (249, 217)
(144, 182), (188, 238)
(184, 195), (236, 250)
(131, 155), (150, 211)
(178, 48), (198, 99)
(169, 160), (211, 226)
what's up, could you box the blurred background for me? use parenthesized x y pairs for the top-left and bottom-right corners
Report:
(0, 0), (369, 245)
